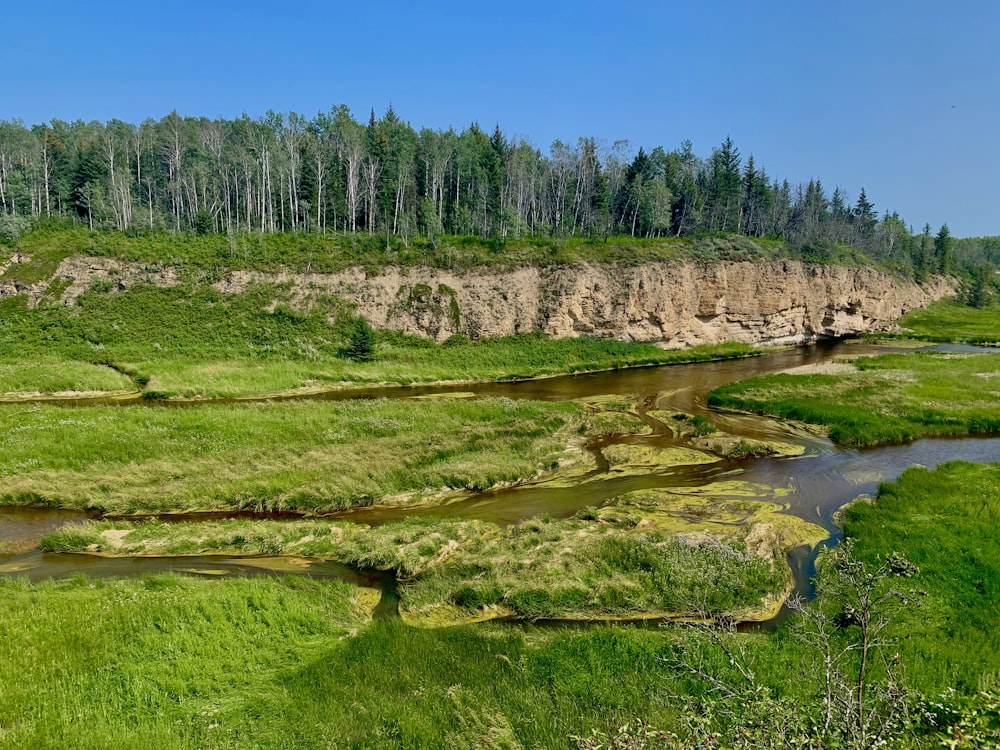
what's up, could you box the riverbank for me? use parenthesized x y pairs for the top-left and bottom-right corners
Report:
(39, 484), (826, 625)
(0, 398), (585, 514)
(1, 229), (955, 399)
(2, 460), (995, 748)
(0, 275), (759, 397)
(0, 339), (758, 401)
(709, 348), (1000, 445)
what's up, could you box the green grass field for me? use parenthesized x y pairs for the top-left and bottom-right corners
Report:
(844, 461), (1000, 694)
(0, 398), (581, 513)
(0, 283), (756, 398)
(0, 575), (695, 750)
(709, 350), (1000, 445)
(9, 460), (998, 749)
(0, 575), (369, 749)
(0, 360), (134, 396)
(897, 299), (1000, 344)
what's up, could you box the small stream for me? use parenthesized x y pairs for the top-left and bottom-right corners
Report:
(2, 340), (998, 622)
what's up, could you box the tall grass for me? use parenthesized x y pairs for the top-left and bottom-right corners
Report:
(0, 398), (581, 513)
(405, 519), (785, 620)
(0, 577), (691, 750)
(0, 575), (362, 749)
(709, 351), (1000, 445)
(6, 464), (997, 747)
(0, 283), (756, 397)
(843, 461), (1000, 693)
(213, 621), (684, 749)
(42, 512), (788, 622)
(0, 360), (133, 395)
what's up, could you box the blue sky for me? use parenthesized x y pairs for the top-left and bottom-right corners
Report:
(3, 0), (997, 236)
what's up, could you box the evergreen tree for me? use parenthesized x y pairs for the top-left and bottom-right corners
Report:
(966, 264), (993, 308)
(935, 223), (953, 274)
(343, 316), (377, 361)
(706, 136), (741, 233)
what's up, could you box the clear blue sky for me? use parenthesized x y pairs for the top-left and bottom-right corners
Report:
(3, 0), (997, 236)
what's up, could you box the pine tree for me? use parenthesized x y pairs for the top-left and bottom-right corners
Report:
(343, 316), (377, 361)
(935, 224), (953, 274)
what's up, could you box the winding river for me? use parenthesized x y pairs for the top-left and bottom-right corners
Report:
(2, 340), (998, 622)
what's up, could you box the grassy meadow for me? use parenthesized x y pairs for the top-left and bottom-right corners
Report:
(0, 360), (133, 397)
(709, 349), (1000, 445)
(5, 460), (998, 748)
(0, 575), (693, 750)
(3, 228), (999, 747)
(844, 461), (1000, 694)
(0, 575), (370, 749)
(0, 283), (756, 398)
(896, 299), (1000, 344)
(0, 398), (582, 513)
(43, 501), (810, 623)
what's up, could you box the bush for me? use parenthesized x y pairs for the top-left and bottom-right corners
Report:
(192, 210), (215, 236)
(0, 213), (31, 245)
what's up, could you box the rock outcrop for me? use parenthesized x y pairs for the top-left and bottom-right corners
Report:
(210, 260), (955, 347)
(3, 254), (957, 347)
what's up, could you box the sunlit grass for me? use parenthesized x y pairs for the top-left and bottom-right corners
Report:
(709, 350), (1000, 445)
(897, 299), (1000, 344)
(0, 359), (133, 396)
(0, 579), (687, 750)
(0, 398), (582, 513)
(0, 575), (364, 749)
(45, 513), (789, 622)
(844, 461), (1000, 693)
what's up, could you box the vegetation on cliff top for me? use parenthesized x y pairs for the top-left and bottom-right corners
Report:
(0, 106), (968, 283)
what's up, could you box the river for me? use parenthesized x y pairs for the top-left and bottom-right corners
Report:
(2, 340), (998, 621)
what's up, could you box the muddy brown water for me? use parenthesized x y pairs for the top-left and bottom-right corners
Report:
(2, 340), (998, 623)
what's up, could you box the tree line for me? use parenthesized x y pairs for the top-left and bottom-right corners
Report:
(0, 105), (963, 278)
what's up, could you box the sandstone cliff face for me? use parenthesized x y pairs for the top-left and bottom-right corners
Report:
(2, 255), (956, 347)
(211, 260), (955, 347)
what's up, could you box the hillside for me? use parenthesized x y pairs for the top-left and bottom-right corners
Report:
(1, 229), (956, 348)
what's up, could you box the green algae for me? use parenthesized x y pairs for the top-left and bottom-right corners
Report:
(601, 444), (720, 470)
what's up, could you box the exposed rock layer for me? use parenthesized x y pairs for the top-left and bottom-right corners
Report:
(4, 255), (956, 347)
(210, 260), (955, 346)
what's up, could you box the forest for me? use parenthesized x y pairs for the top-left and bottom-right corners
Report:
(1, 106), (994, 284)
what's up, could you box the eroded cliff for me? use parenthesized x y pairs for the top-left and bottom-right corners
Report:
(5, 255), (956, 347)
(210, 260), (955, 346)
